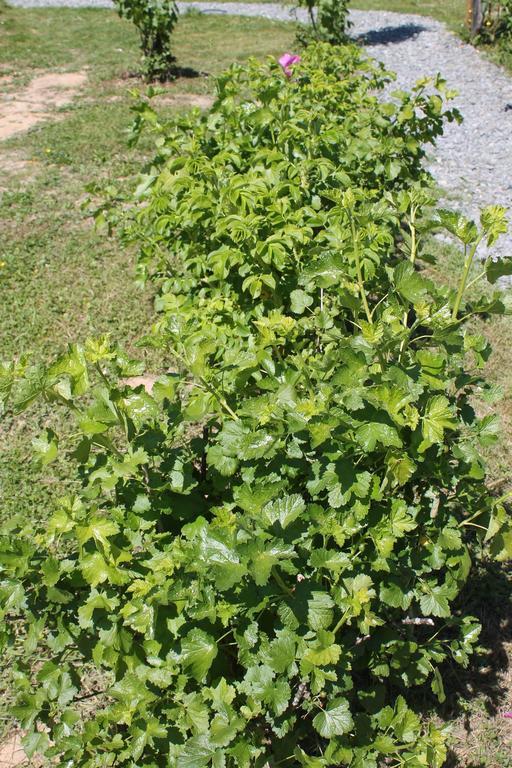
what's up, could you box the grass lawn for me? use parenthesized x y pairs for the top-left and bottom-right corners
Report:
(352, 0), (466, 31)
(0, 3), (511, 766)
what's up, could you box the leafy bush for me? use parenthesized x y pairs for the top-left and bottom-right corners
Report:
(113, 0), (179, 81)
(294, 0), (352, 45)
(121, 44), (461, 292)
(2, 44), (512, 768)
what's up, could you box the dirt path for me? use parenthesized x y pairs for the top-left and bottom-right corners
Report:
(0, 70), (87, 141)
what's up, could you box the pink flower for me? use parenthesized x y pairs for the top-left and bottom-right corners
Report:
(278, 53), (301, 78)
(503, 712), (512, 719)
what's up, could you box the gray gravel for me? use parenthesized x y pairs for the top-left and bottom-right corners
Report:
(6, 0), (512, 258)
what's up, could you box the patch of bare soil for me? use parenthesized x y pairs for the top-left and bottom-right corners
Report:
(122, 374), (160, 393)
(0, 76), (14, 90)
(0, 71), (88, 141)
(0, 732), (26, 768)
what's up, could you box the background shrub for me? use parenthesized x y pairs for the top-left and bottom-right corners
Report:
(294, 0), (352, 45)
(113, 0), (179, 81)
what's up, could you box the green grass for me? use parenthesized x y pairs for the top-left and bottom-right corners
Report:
(352, 0), (466, 31)
(1, 5), (512, 765)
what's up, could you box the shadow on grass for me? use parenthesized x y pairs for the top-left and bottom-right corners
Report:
(354, 23), (427, 46)
(420, 561), (512, 766)
(121, 65), (208, 82)
(448, 561), (512, 711)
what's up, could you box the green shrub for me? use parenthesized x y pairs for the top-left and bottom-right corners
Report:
(121, 44), (461, 293)
(294, 0), (352, 45)
(2, 44), (512, 768)
(113, 0), (179, 81)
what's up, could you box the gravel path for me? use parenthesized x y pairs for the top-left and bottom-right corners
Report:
(6, 0), (512, 257)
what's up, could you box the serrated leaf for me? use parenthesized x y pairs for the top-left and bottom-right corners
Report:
(22, 730), (50, 759)
(41, 556), (60, 587)
(261, 629), (296, 673)
(181, 629), (218, 682)
(313, 698), (353, 738)
(420, 586), (451, 617)
(290, 289), (314, 315)
(437, 209), (478, 245)
(421, 395), (457, 450)
(262, 494), (305, 529)
(355, 422), (402, 451)
(76, 516), (119, 549)
(307, 592), (334, 631)
(394, 262), (430, 303)
(80, 552), (110, 587)
(302, 643), (341, 667)
(486, 256), (512, 284)
(32, 429), (58, 466)
(177, 735), (215, 768)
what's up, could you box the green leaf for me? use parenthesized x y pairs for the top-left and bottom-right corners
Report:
(307, 592), (334, 631)
(177, 736), (215, 768)
(22, 730), (50, 759)
(420, 585), (451, 617)
(302, 643), (341, 668)
(41, 556), (60, 587)
(181, 629), (218, 682)
(480, 205), (508, 246)
(437, 209), (478, 245)
(420, 395), (457, 450)
(313, 698), (353, 738)
(431, 667), (446, 703)
(261, 629), (296, 673)
(80, 552), (111, 587)
(486, 256), (512, 284)
(32, 429), (58, 466)
(355, 422), (402, 451)
(239, 665), (290, 716)
(262, 494), (306, 529)
(394, 262), (430, 303)
(302, 253), (345, 288)
(76, 516), (119, 549)
(290, 289), (314, 315)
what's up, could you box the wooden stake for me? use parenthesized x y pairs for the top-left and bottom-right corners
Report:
(467, 0), (483, 36)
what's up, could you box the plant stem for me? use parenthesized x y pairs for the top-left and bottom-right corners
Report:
(272, 567), (294, 597)
(168, 343), (239, 421)
(451, 237), (482, 320)
(350, 216), (372, 325)
(333, 608), (350, 634)
(409, 206), (417, 266)
(399, 205), (417, 361)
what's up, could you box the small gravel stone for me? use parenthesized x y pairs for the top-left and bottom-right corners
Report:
(6, 0), (512, 258)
